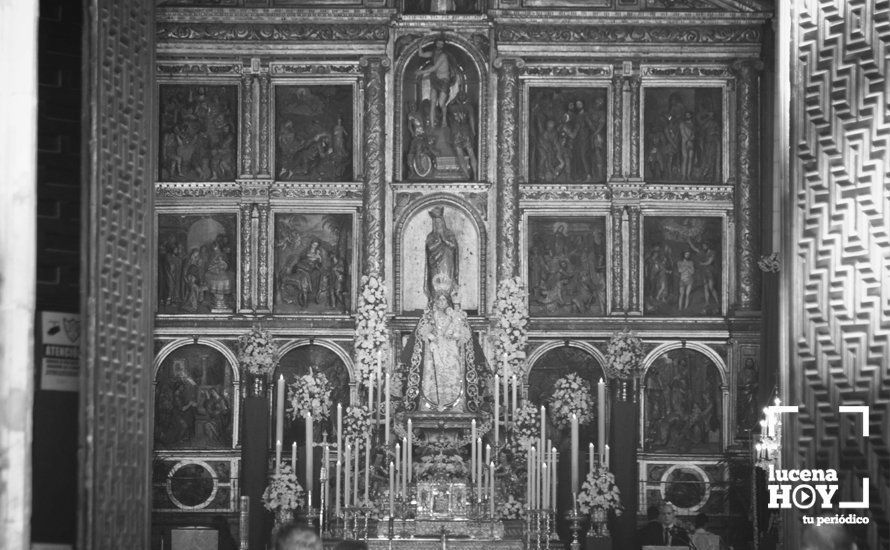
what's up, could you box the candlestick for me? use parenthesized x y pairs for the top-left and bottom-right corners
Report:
(589, 443), (595, 475)
(389, 461), (395, 517)
(335, 459), (342, 517)
(276, 375), (285, 450)
(597, 379), (606, 457)
(344, 443), (351, 508)
(407, 419), (413, 483)
(494, 374), (500, 446)
(489, 461), (495, 518)
(571, 413), (579, 494)
(384, 372), (391, 445)
(291, 441), (297, 472)
(305, 413), (313, 494)
(364, 435), (371, 504)
(276, 439), (282, 475)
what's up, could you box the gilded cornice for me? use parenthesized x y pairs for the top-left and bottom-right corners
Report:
(496, 24), (762, 44)
(157, 22), (389, 42)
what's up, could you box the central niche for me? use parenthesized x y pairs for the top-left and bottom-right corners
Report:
(400, 37), (481, 182)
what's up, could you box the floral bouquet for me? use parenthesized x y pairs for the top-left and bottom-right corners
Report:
(354, 275), (389, 384)
(505, 403), (540, 461)
(262, 463), (305, 513)
(287, 368), (333, 422)
(237, 326), (279, 376)
(343, 404), (372, 444)
(414, 451), (469, 482)
(498, 494), (525, 520)
(577, 465), (623, 515)
(604, 328), (645, 380)
(490, 276), (528, 378)
(549, 373), (593, 429)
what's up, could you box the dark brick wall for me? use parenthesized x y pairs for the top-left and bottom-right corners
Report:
(32, 0), (82, 544)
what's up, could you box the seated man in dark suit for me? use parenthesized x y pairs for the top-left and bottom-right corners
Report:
(637, 501), (691, 548)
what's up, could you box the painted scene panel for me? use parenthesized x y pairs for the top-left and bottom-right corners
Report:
(159, 85), (238, 182)
(276, 85), (353, 181)
(643, 216), (722, 317)
(528, 88), (608, 183)
(644, 87), (722, 184)
(274, 213), (353, 314)
(528, 217), (607, 317)
(644, 349), (722, 454)
(158, 214), (237, 314)
(154, 344), (234, 450)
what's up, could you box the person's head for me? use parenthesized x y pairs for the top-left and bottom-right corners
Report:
(683, 251), (692, 260)
(659, 502), (677, 526)
(434, 291), (452, 311)
(694, 513), (708, 530)
(274, 524), (321, 550)
(575, 100), (584, 111)
(434, 38), (445, 49)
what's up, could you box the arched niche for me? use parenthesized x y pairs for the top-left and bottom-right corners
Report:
(641, 346), (726, 454)
(273, 342), (353, 447)
(396, 196), (484, 315)
(153, 341), (238, 450)
(394, 33), (488, 182)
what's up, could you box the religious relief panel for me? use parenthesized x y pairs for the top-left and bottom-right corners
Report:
(273, 213), (354, 314)
(643, 349), (722, 454)
(157, 213), (238, 315)
(400, 204), (480, 314)
(735, 348), (760, 436)
(401, 0), (484, 14)
(402, 38), (481, 181)
(275, 85), (354, 182)
(527, 217), (608, 317)
(154, 344), (235, 450)
(528, 88), (608, 183)
(643, 216), (723, 317)
(643, 88), (722, 184)
(158, 85), (238, 182)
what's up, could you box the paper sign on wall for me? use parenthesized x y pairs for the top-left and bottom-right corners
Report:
(39, 311), (80, 392)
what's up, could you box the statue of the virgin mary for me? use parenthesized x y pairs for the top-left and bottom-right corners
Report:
(404, 274), (479, 413)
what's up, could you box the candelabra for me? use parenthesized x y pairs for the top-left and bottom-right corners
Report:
(567, 509), (583, 550)
(755, 397), (784, 470)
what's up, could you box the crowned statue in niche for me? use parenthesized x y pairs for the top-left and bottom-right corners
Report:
(403, 37), (480, 181)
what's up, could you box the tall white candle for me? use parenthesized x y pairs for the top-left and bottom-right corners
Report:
(395, 442), (401, 497)
(276, 439), (282, 475)
(276, 375), (285, 449)
(471, 419), (477, 482)
(511, 375), (518, 420)
(306, 413), (313, 493)
(597, 378), (606, 457)
(485, 443), (491, 470)
(551, 446), (557, 511)
(402, 436), (408, 497)
(344, 444), (351, 507)
(530, 446), (537, 509)
(542, 461), (548, 510)
(336, 403), (343, 459)
(407, 419), (413, 482)
(489, 461), (495, 517)
(368, 374), (375, 420)
(571, 413), (579, 494)
(503, 374), (509, 424)
(604, 443), (610, 469)
(291, 441), (297, 472)
(335, 459), (342, 516)
(525, 443), (531, 506)
(477, 437), (483, 499)
(364, 435), (371, 504)
(389, 461), (395, 516)
(494, 374), (500, 446)
(540, 405), (546, 461)
(589, 442), (595, 474)
(384, 372), (391, 445)
(353, 438), (359, 506)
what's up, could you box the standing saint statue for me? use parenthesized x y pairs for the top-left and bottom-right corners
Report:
(424, 206), (459, 302)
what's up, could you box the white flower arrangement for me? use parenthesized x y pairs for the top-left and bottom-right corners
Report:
(506, 403), (540, 460)
(262, 463), (305, 513)
(548, 373), (593, 429)
(353, 274), (389, 384)
(498, 494), (525, 520)
(577, 466), (623, 516)
(604, 328), (645, 380)
(237, 326), (279, 376)
(490, 276), (529, 378)
(413, 452), (469, 482)
(343, 405), (372, 444)
(287, 368), (333, 422)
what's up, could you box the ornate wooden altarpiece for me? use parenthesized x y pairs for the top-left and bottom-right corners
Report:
(144, 1), (773, 549)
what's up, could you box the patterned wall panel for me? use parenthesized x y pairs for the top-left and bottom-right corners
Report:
(791, 1), (890, 548)
(81, 0), (154, 548)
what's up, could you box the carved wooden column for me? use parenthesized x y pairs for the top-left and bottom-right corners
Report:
(733, 59), (763, 312)
(256, 203), (270, 312)
(258, 71), (271, 179)
(80, 0), (154, 547)
(611, 205), (624, 312)
(360, 56), (388, 279)
(610, 74), (624, 180)
(628, 75), (641, 179)
(495, 57), (523, 282)
(627, 205), (641, 313)
(240, 73), (256, 178)
(239, 203), (254, 313)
